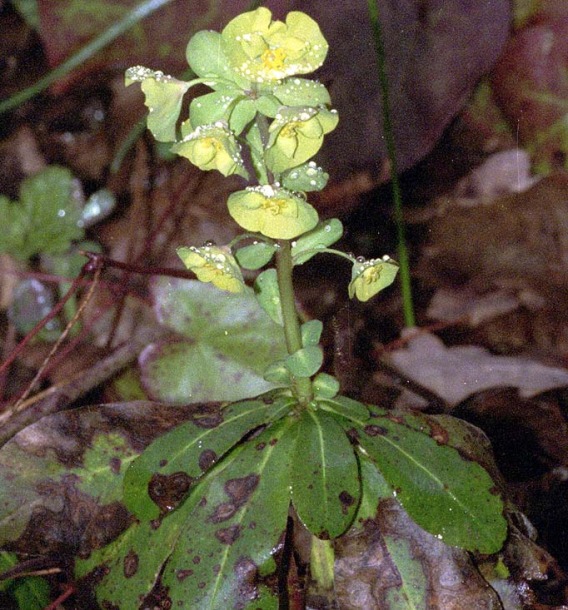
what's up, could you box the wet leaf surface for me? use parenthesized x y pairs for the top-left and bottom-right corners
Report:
(80, 418), (294, 609)
(124, 391), (295, 520)
(290, 409), (360, 539)
(0, 401), (203, 557)
(140, 278), (288, 403)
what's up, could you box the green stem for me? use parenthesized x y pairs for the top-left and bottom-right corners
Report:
(367, 0), (416, 327)
(310, 536), (335, 592)
(275, 241), (313, 405)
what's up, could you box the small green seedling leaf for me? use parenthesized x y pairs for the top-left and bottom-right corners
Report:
(290, 410), (360, 538)
(234, 240), (277, 270)
(300, 319), (323, 347)
(312, 373), (340, 399)
(125, 66), (190, 142)
(123, 391), (294, 520)
(353, 412), (507, 553)
(254, 268), (283, 325)
(282, 160), (329, 192)
(285, 345), (324, 378)
(0, 166), (83, 261)
(291, 218), (343, 265)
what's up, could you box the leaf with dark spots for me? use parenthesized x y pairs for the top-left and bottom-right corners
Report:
(80, 419), (292, 609)
(0, 402), (199, 557)
(354, 413), (507, 554)
(123, 549), (139, 578)
(148, 472), (192, 515)
(290, 410), (360, 539)
(160, 419), (294, 608)
(199, 449), (218, 471)
(215, 525), (242, 545)
(124, 391), (294, 522)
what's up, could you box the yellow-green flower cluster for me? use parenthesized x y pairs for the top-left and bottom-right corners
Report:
(266, 106), (338, 173)
(222, 8), (328, 84)
(228, 185), (318, 239)
(171, 121), (248, 178)
(177, 245), (245, 293)
(348, 256), (399, 302)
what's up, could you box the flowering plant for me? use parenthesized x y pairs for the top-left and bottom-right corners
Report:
(81, 8), (508, 608)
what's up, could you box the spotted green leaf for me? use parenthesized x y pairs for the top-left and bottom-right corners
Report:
(290, 410), (360, 538)
(350, 411), (507, 553)
(124, 392), (294, 520)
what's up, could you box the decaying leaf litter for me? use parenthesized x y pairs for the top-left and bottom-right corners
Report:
(1, 0), (568, 608)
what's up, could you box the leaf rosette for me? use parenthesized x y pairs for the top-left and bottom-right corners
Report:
(348, 256), (399, 302)
(266, 105), (338, 174)
(177, 245), (245, 293)
(171, 121), (248, 178)
(221, 7), (328, 84)
(228, 185), (319, 239)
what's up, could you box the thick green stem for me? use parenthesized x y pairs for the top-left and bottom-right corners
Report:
(275, 241), (313, 405)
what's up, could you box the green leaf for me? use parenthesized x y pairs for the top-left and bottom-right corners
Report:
(255, 94), (281, 118)
(0, 166), (83, 261)
(230, 97), (257, 134)
(290, 410), (360, 538)
(185, 30), (248, 88)
(312, 373), (340, 399)
(246, 122), (269, 184)
(162, 419), (294, 608)
(189, 89), (243, 128)
(317, 394), (371, 422)
(285, 345), (324, 378)
(234, 240), (277, 270)
(0, 552), (50, 610)
(125, 66), (190, 142)
(263, 361), (291, 385)
(353, 412), (507, 553)
(273, 78), (331, 107)
(141, 279), (288, 403)
(254, 268), (283, 326)
(282, 160), (329, 192)
(300, 319), (323, 346)
(291, 218), (343, 264)
(124, 392), (295, 520)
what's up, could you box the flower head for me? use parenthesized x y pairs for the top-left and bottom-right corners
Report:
(228, 185), (319, 239)
(221, 8), (328, 83)
(177, 245), (245, 293)
(348, 256), (399, 302)
(266, 106), (338, 173)
(171, 121), (248, 178)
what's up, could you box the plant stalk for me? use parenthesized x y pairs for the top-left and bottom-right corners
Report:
(275, 241), (313, 405)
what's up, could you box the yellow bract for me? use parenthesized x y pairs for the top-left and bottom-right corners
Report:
(227, 186), (319, 239)
(348, 257), (399, 302)
(222, 7), (328, 83)
(177, 245), (245, 293)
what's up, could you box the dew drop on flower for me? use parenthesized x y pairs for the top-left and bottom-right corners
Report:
(356, 256), (366, 263)
(324, 224), (331, 232)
